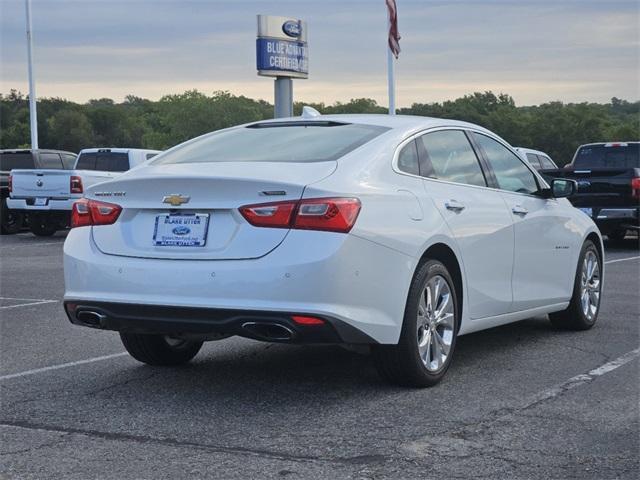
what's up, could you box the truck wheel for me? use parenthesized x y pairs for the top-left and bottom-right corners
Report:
(549, 240), (602, 330)
(608, 229), (626, 242)
(120, 333), (203, 366)
(29, 216), (58, 237)
(373, 259), (459, 387)
(0, 206), (23, 235)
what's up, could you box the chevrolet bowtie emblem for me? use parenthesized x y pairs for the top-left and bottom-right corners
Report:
(162, 194), (190, 206)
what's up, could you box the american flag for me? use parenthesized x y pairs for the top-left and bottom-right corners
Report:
(386, 0), (401, 58)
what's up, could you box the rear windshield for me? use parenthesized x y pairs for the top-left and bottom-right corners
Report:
(0, 152), (35, 171)
(76, 152), (130, 172)
(573, 144), (639, 169)
(152, 122), (390, 165)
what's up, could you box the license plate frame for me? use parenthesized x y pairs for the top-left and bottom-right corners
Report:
(34, 197), (48, 206)
(153, 213), (210, 247)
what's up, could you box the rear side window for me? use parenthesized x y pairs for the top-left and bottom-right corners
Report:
(39, 153), (63, 169)
(473, 133), (539, 195)
(153, 122), (389, 165)
(525, 153), (541, 169)
(573, 144), (639, 169)
(62, 153), (77, 169)
(0, 152), (35, 170)
(76, 152), (130, 172)
(397, 140), (420, 176)
(417, 130), (487, 187)
(539, 155), (556, 169)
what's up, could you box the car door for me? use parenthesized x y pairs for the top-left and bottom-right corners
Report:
(416, 129), (515, 319)
(471, 132), (575, 311)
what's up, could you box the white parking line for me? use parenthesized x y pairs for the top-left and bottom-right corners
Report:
(605, 256), (640, 265)
(0, 241), (64, 249)
(527, 348), (640, 406)
(0, 300), (59, 310)
(0, 296), (57, 302)
(0, 352), (128, 381)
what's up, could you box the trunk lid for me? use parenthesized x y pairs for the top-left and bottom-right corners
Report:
(89, 161), (337, 260)
(10, 169), (72, 198)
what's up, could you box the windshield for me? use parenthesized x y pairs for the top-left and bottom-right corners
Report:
(152, 122), (389, 165)
(76, 152), (130, 172)
(573, 144), (639, 169)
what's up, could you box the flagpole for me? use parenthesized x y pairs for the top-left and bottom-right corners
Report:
(25, 0), (38, 149)
(387, 46), (396, 115)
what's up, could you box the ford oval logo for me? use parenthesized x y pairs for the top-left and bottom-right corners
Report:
(172, 225), (191, 236)
(282, 20), (301, 38)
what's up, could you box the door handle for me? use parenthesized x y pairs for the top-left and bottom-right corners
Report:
(512, 205), (528, 216)
(445, 200), (465, 212)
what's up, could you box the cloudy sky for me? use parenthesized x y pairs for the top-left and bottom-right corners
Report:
(1, 0), (638, 107)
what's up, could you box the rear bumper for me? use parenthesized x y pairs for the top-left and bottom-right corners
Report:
(63, 227), (415, 344)
(63, 300), (375, 344)
(6, 197), (76, 211)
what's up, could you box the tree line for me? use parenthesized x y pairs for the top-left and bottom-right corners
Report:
(1, 89), (637, 166)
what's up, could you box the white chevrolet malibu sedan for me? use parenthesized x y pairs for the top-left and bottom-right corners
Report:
(63, 113), (603, 387)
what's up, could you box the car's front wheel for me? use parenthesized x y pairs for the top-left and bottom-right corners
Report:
(373, 259), (459, 387)
(549, 239), (602, 330)
(120, 333), (203, 366)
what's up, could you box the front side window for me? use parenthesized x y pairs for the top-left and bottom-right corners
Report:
(473, 133), (539, 195)
(397, 140), (420, 176)
(62, 154), (77, 169)
(153, 122), (389, 165)
(417, 130), (486, 187)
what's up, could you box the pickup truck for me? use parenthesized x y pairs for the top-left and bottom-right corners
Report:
(8, 148), (160, 236)
(1, 149), (77, 234)
(540, 142), (639, 241)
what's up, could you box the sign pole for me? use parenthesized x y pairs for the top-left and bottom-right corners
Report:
(274, 77), (293, 118)
(25, 0), (38, 149)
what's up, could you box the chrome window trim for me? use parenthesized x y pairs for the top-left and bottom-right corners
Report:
(392, 125), (550, 198)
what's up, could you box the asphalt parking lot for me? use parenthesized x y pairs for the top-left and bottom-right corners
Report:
(0, 232), (638, 480)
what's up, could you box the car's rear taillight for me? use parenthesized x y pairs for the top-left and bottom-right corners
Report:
(8, 174), (12, 194)
(71, 198), (122, 228)
(239, 197), (361, 233)
(70, 176), (83, 194)
(632, 177), (640, 200)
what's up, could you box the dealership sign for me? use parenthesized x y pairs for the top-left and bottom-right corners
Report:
(257, 15), (308, 79)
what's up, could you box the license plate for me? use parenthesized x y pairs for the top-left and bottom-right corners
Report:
(153, 213), (209, 247)
(578, 207), (593, 217)
(35, 197), (48, 206)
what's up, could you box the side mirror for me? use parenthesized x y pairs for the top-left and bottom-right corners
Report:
(550, 178), (577, 198)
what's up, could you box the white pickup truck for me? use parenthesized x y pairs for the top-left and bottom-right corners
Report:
(8, 148), (160, 236)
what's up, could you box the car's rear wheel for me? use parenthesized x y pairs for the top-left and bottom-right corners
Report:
(120, 333), (203, 366)
(373, 259), (459, 387)
(549, 240), (602, 330)
(0, 204), (23, 235)
(28, 215), (58, 237)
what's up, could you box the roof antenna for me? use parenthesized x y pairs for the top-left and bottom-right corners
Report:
(301, 106), (321, 119)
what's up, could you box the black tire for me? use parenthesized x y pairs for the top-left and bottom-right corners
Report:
(373, 259), (459, 388)
(28, 216), (58, 237)
(549, 240), (602, 330)
(607, 229), (626, 243)
(0, 205), (23, 235)
(120, 333), (203, 366)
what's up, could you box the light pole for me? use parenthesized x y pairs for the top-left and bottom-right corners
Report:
(25, 0), (38, 149)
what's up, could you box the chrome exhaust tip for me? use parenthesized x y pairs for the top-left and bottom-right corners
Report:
(241, 322), (295, 341)
(75, 310), (106, 328)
